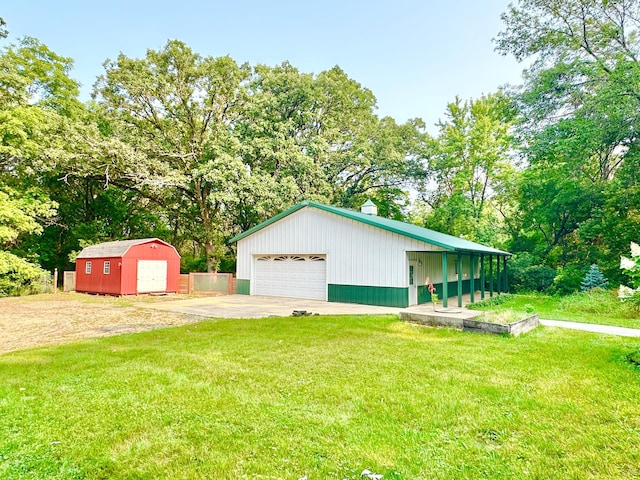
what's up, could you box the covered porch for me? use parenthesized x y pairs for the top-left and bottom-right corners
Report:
(407, 250), (510, 308)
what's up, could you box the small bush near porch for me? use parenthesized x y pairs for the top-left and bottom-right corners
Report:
(1, 314), (639, 479)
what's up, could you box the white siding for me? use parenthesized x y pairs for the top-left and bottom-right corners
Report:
(237, 208), (444, 289)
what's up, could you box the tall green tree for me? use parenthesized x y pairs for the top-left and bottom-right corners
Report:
(416, 93), (516, 243)
(92, 40), (255, 271)
(496, 0), (640, 278)
(0, 36), (83, 282)
(92, 42), (428, 270)
(238, 62), (428, 225)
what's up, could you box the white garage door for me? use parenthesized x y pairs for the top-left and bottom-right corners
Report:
(254, 255), (326, 300)
(137, 260), (168, 293)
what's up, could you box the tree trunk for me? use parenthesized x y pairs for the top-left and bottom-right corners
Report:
(204, 240), (216, 273)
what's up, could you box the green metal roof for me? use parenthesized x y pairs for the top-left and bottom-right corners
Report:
(229, 201), (511, 256)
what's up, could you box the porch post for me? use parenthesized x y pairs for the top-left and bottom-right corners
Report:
(441, 252), (448, 308)
(457, 252), (463, 308)
(480, 254), (485, 300)
(470, 253), (475, 304)
(496, 256), (501, 295)
(489, 255), (494, 298)
(503, 256), (509, 293)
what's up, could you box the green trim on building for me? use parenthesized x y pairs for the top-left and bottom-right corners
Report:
(328, 284), (408, 308)
(236, 279), (250, 295)
(229, 201), (511, 256)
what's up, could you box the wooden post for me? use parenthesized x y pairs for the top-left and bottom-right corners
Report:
(53, 268), (58, 294)
(480, 254), (485, 300)
(442, 252), (448, 308)
(489, 255), (494, 298)
(470, 253), (475, 304)
(457, 253), (463, 308)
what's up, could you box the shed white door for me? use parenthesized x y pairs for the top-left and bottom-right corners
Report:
(137, 260), (168, 293)
(254, 255), (326, 300)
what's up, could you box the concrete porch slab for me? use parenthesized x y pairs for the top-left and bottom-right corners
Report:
(401, 305), (482, 328)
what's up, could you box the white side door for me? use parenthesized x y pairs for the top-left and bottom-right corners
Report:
(408, 262), (417, 306)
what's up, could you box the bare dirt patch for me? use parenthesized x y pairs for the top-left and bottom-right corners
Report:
(0, 293), (202, 354)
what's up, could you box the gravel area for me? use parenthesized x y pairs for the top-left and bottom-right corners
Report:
(0, 293), (201, 354)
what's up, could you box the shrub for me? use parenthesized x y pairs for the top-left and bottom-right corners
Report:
(468, 293), (514, 308)
(0, 251), (50, 296)
(581, 264), (609, 291)
(507, 253), (535, 291)
(521, 265), (557, 292)
(552, 264), (587, 295)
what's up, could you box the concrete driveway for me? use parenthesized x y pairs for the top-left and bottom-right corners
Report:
(140, 294), (403, 318)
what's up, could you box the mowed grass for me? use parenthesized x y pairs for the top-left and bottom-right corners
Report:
(470, 290), (640, 329)
(1, 315), (639, 479)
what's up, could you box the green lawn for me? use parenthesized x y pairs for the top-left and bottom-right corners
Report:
(469, 290), (640, 329)
(1, 315), (639, 479)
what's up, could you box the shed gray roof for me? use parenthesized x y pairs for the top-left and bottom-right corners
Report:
(76, 238), (173, 259)
(229, 201), (511, 256)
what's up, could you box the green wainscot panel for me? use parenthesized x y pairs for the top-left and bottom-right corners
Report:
(417, 285), (433, 304)
(236, 279), (250, 295)
(328, 284), (408, 308)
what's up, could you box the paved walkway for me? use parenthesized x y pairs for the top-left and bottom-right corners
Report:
(539, 319), (640, 337)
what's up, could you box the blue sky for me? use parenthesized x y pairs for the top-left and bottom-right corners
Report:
(2, 0), (525, 133)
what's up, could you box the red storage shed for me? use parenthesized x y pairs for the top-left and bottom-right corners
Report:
(75, 238), (180, 295)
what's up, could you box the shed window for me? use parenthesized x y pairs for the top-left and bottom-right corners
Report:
(85, 262), (92, 274)
(103, 261), (111, 275)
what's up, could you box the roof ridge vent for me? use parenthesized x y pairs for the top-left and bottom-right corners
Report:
(361, 199), (378, 216)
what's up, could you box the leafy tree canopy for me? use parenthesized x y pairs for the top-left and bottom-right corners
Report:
(89, 40), (428, 271)
(495, 0), (640, 278)
(415, 93), (516, 243)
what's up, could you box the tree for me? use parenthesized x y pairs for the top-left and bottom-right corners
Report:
(0, 37), (86, 285)
(0, 17), (7, 39)
(238, 63), (428, 224)
(0, 187), (57, 248)
(495, 0), (640, 274)
(91, 40), (254, 271)
(91, 43), (428, 270)
(0, 186), (56, 295)
(416, 93), (516, 242)
(495, 0), (640, 109)
(581, 264), (609, 291)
